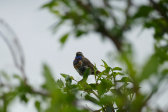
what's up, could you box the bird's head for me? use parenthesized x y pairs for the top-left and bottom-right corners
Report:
(75, 52), (84, 60)
(76, 52), (84, 57)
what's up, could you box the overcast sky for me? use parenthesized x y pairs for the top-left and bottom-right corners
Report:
(0, 0), (163, 112)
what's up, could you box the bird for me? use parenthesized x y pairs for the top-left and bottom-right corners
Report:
(73, 52), (100, 76)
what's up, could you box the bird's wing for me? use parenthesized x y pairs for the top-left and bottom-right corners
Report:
(82, 57), (101, 74)
(82, 57), (95, 70)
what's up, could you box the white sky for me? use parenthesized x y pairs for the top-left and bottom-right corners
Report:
(1, 0), (166, 112)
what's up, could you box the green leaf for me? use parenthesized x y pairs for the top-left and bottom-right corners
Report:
(101, 60), (109, 68)
(161, 69), (168, 76)
(119, 77), (131, 82)
(113, 72), (124, 77)
(83, 68), (90, 80)
(130, 95), (145, 111)
(41, 1), (59, 9)
(0, 71), (10, 81)
(61, 73), (74, 80)
(61, 73), (69, 78)
(61, 73), (74, 86)
(97, 8), (109, 17)
(35, 101), (41, 112)
(101, 67), (111, 75)
(43, 64), (57, 94)
(56, 79), (64, 88)
(121, 53), (136, 79)
(75, 30), (86, 37)
(89, 83), (97, 90)
(3, 91), (18, 109)
(134, 5), (153, 18)
(17, 82), (32, 94)
(13, 74), (22, 82)
(112, 67), (122, 71)
(20, 94), (28, 103)
(97, 78), (113, 95)
(78, 80), (92, 93)
(110, 89), (116, 93)
(59, 33), (69, 45)
(100, 95), (113, 105)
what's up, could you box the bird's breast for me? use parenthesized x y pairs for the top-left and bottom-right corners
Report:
(73, 60), (82, 68)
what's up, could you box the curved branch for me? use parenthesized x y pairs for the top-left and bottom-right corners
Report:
(0, 19), (27, 82)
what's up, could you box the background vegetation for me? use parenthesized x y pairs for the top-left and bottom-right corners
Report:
(0, 0), (168, 112)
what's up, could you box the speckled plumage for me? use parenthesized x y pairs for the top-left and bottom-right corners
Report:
(73, 52), (100, 76)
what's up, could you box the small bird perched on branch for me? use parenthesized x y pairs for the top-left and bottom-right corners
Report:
(73, 52), (100, 76)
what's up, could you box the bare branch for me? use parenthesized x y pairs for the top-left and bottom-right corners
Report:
(0, 19), (27, 82)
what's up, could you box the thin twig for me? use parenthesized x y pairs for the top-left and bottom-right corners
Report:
(0, 19), (27, 82)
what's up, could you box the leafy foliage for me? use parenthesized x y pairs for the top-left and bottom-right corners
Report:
(0, 61), (135, 112)
(1, 56), (167, 112)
